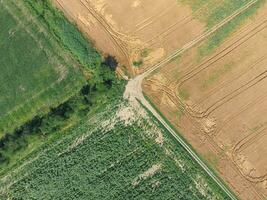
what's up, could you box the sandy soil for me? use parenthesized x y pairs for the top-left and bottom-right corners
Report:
(144, 4), (267, 200)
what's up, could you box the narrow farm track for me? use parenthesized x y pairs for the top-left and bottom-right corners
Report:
(176, 19), (267, 89)
(188, 26), (266, 81)
(143, 0), (259, 78)
(173, 19), (267, 118)
(193, 54), (267, 108)
(174, 20), (267, 118)
(145, 0), (224, 47)
(125, 1), (261, 199)
(142, 77), (265, 197)
(160, 17), (267, 121)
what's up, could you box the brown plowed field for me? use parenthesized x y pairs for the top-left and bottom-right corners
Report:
(144, 4), (267, 200)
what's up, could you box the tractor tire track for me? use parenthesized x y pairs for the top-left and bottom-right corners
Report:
(176, 20), (267, 89)
(78, 0), (132, 68)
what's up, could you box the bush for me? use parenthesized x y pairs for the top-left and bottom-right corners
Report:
(104, 55), (118, 71)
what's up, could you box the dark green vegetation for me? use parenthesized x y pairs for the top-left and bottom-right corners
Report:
(23, 0), (101, 71)
(179, 0), (266, 57)
(0, 99), (230, 200)
(0, 73), (122, 173)
(0, 0), (235, 199)
(0, 0), (121, 174)
(0, 0), (86, 135)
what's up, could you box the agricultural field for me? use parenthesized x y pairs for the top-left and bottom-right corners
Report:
(54, 0), (267, 199)
(0, 0), (86, 135)
(3, 0), (266, 199)
(143, 1), (267, 200)
(0, 0), (122, 178)
(0, 0), (233, 194)
(53, 0), (263, 76)
(0, 97), (230, 200)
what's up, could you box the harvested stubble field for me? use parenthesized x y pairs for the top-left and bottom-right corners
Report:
(0, 98), (230, 200)
(0, 0), (85, 136)
(144, 2), (267, 200)
(54, 0), (260, 75)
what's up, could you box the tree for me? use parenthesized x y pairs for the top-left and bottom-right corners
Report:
(104, 55), (118, 70)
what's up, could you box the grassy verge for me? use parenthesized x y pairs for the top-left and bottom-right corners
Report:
(23, 0), (102, 71)
(0, 0), (243, 199)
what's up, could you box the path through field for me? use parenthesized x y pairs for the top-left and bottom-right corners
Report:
(124, 1), (261, 199)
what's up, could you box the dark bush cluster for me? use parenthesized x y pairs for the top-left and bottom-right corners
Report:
(0, 0), (123, 166)
(0, 61), (121, 164)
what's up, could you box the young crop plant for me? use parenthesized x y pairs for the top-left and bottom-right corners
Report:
(133, 60), (143, 67)
(0, 99), (231, 200)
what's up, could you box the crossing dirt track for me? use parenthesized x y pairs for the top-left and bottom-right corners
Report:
(54, 0), (267, 199)
(144, 4), (267, 200)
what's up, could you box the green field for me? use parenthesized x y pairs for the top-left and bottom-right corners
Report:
(0, 0), (86, 135)
(0, 98), (230, 200)
(0, 0), (123, 178)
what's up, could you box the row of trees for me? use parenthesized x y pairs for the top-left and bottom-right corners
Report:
(0, 0), (123, 167)
(0, 55), (121, 165)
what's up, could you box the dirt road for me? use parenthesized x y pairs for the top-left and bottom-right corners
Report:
(124, 1), (260, 199)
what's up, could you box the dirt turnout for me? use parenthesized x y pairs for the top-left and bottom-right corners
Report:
(54, 0), (267, 199)
(144, 4), (267, 200)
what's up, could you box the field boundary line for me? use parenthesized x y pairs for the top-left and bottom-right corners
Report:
(138, 94), (239, 200)
(78, 0), (132, 66)
(145, 0), (224, 46)
(125, 0), (262, 199)
(140, 0), (259, 78)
